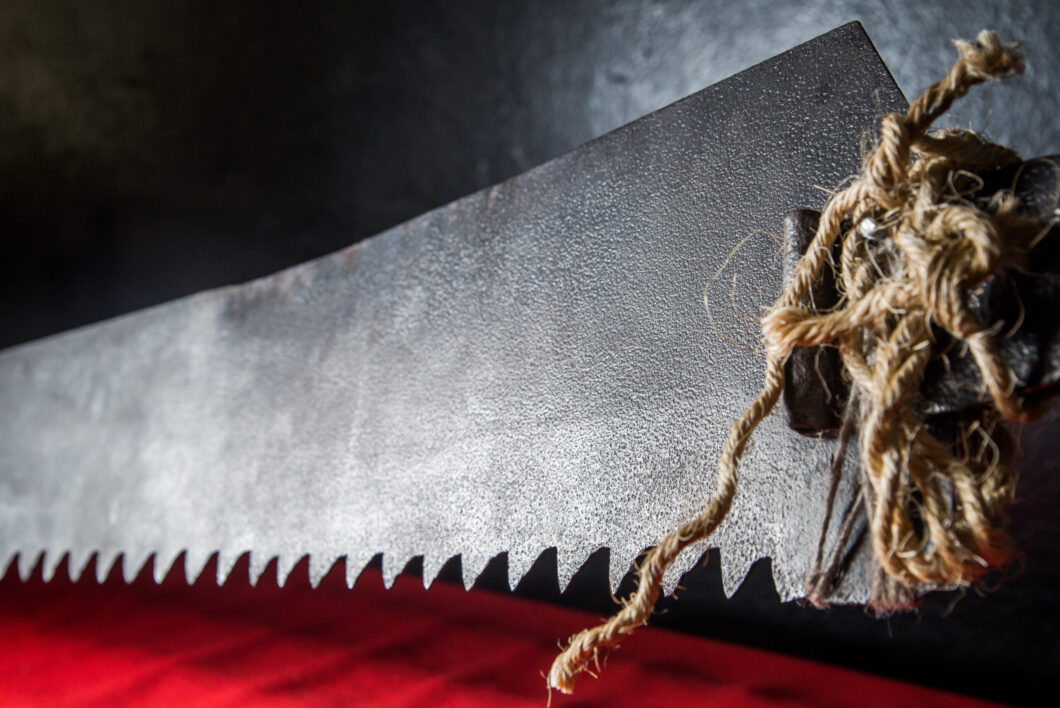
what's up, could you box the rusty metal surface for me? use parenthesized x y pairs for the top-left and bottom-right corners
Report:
(0, 24), (905, 602)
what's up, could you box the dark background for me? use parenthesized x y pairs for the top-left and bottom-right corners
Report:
(1, 1), (1058, 705)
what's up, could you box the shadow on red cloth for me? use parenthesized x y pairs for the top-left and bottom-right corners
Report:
(0, 553), (997, 707)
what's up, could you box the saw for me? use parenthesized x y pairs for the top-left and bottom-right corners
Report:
(1, 23), (1050, 609)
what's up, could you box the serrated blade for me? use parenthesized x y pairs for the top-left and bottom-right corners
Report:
(0, 23), (904, 602)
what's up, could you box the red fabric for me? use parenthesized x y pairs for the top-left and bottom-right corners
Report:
(0, 560), (996, 707)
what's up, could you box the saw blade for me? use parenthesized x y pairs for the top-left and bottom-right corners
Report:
(0, 23), (904, 602)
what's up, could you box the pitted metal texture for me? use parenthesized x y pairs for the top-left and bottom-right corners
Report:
(0, 24), (905, 602)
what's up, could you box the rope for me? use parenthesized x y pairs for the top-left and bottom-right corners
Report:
(549, 30), (1039, 694)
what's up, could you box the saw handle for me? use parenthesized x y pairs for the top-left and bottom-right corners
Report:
(781, 155), (1060, 437)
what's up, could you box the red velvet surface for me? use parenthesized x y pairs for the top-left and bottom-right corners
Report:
(0, 559), (997, 707)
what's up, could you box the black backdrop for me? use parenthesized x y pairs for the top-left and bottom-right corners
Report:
(2, 2), (1058, 704)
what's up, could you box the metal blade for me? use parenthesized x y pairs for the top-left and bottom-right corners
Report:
(0, 23), (904, 602)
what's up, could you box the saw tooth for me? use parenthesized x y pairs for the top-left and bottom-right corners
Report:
(277, 553), (307, 587)
(381, 552), (409, 589)
(506, 549), (538, 591)
(215, 550), (241, 585)
(183, 548), (215, 585)
(67, 548), (96, 582)
(13, 551), (32, 581)
(218, 549), (250, 585)
(153, 548), (181, 584)
(421, 552), (454, 589)
(122, 549), (153, 583)
(17, 550), (42, 581)
(556, 546), (588, 594)
(307, 553), (339, 588)
(249, 551), (276, 586)
(661, 542), (708, 597)
(768, 558), (802, 603)
(95, 550), (120, 583)
(459, 548), (492, 590)
(41, 550), (67, 582)
(345, 551), (376, 589)
(720, 546), (759, 599)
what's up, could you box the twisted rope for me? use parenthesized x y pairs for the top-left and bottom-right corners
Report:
(549, 30), (1038, 694)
